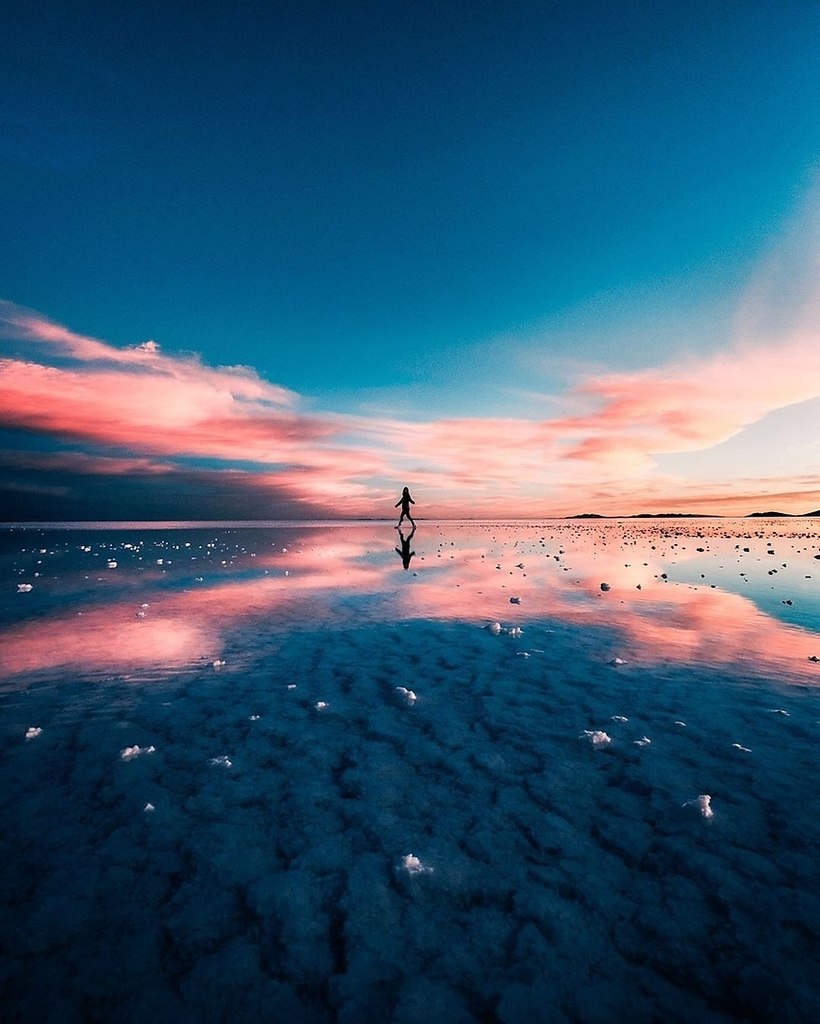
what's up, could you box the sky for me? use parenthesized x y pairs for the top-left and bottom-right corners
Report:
(2, 0), (820, 521)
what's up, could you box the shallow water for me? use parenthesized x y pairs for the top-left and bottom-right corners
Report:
(2, 520), (819, 1023)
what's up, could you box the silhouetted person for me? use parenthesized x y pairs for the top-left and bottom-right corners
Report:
(395, 524), (416, 569)
(395, 486), (416, 528)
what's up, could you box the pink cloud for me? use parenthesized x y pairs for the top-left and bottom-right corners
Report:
(3, 258), (820, 518)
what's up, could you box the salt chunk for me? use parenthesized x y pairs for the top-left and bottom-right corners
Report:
(634, 736), (651, 748)
(249, 714), (261, 721)
(684, 794), (714, 818)
(401, 853), (430, 875)
(314, 701), (329, 711)
(209, 755), (232, 768)
(143, 803), (155, 813)
(25, 726), (42, 740)
(120, 744), (155, 761)
(287, 684), (297, 690)
(732, 743), (752, 753)
(581, 729), (611, 748)
(509, 596), (521, 604)
(769, 708), (790, 716)
(611, 715), (628, 723)
(600, 582), (611, 592)
(396, 686), (417, 705)
(212, 659), (226, 669)
(508, 626), (523, 638)
(107, 560), (118, 569)
(674, 721), (687, 727)
(17, 583), (33, 593)
(487, 622), (502, 635)
(609, 657), (626, 666)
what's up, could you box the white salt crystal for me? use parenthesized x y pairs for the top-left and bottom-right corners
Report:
(120, 744), (155, 761)
(581, 729), (611, 748)
(401, 854), (430, 874)
(684, 794), (714, 818)
(25, 726), (42, 740)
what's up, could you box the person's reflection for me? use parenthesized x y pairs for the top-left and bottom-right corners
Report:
(395, 524), (416, 570)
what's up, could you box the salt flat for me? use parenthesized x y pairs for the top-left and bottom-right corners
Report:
(1, 520), (818, 1022)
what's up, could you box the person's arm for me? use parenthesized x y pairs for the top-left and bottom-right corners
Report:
(409, 496), (415, 504)
(395, 499), (401, 507)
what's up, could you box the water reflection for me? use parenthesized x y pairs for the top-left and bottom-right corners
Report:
(1, 521), (818, 686)
(394, 524), (416, 570)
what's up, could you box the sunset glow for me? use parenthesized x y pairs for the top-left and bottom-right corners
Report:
(2, 4), (819, 520)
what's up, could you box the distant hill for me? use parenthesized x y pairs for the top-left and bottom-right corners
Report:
(747, 510), (820, 518)
(567, 512), (718, 520)
(567, 509), (820, 520)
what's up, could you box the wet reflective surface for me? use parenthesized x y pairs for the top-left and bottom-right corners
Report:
(2, 521), (819, 1022)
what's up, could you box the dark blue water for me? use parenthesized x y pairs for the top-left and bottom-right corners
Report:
(2, 522), (819, 1022)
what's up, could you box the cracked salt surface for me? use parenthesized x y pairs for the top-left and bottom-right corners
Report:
(1, 520), (819, 1022)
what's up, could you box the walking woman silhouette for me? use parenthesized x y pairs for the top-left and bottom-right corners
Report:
(394, 486), (416, 528)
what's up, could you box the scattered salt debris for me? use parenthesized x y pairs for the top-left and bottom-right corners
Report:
(120, 744), (155, 761)
(684, 794), (714, 818)
(210, 755), (232, 768)
(508, 626), (523, 638)
(314, 701), (329, 711)
(17, 583), (33, 593)
(611, 715), (628, 722)
(581, 729), (611, 748)
(401, 853), (431, 875)
(634, 736), (651, 748)
(107, 560), (118, 569)
(143, 803), (155, 813)
(249, 714), (261, 721)
(732, 743), (752, 753)
(25, 726), (42, 740)
(396, 686), (417, 705)
(212, 659), (227, 670)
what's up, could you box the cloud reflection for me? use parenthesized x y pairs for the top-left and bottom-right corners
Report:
(1, 523), (818, 687)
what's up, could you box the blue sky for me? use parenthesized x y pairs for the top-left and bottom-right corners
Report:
(2, 1), (820, 519)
